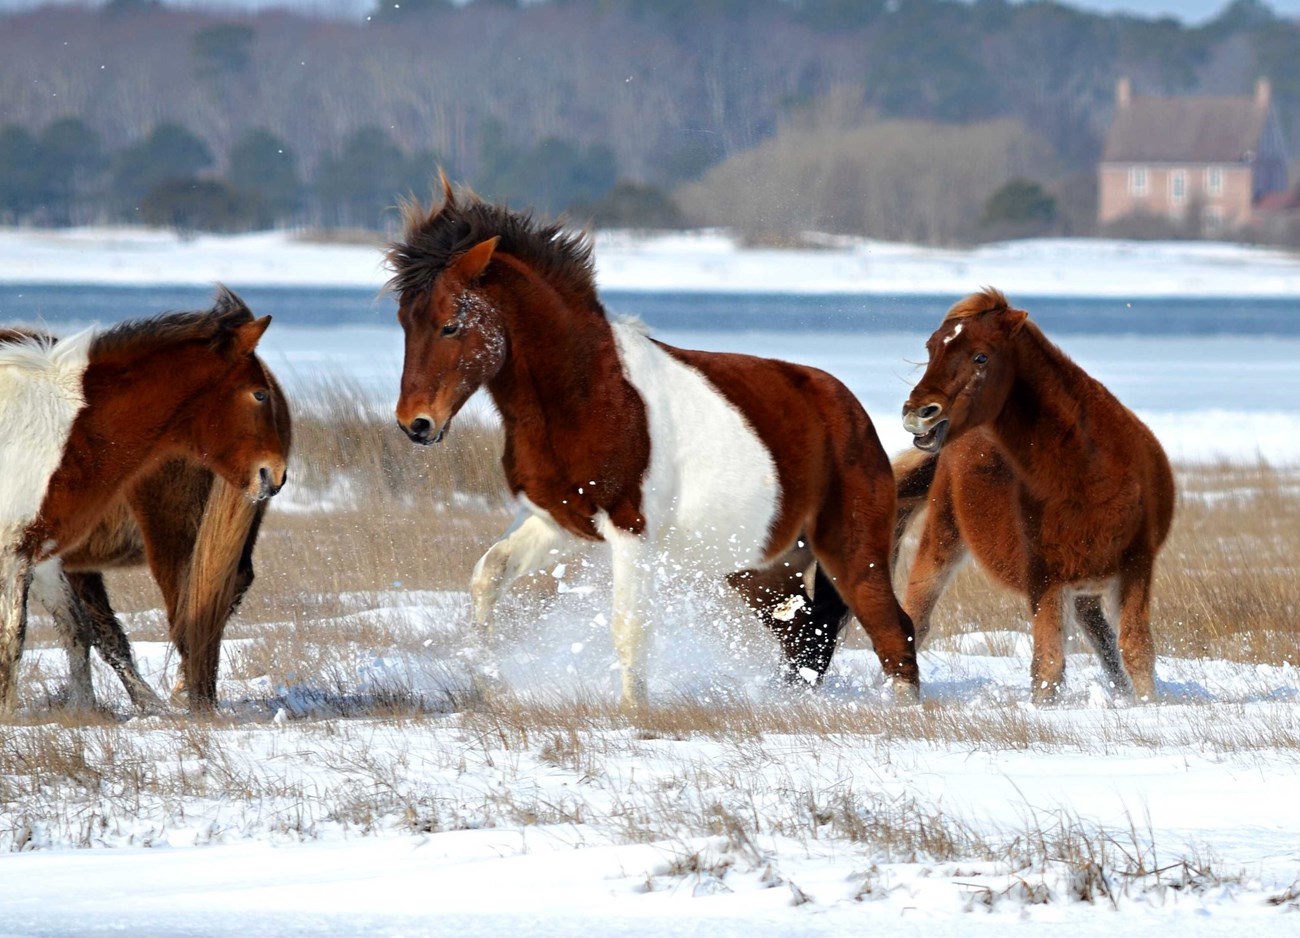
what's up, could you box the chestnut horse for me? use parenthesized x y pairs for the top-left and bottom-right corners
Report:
(0, 288), (289, 714)
(389, 180), (916, 711)
(899, 288), (1174, 703)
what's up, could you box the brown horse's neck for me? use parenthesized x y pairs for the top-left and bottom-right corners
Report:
(25, 349), (215, 558)
(484, 257), (628, 434)
(988, 325), (1097, 481)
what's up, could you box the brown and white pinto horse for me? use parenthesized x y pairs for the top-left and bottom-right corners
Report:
(900, 289), (1175, 703)
(0, 288), (289, 715)
(53, 407), (288, 713)
(389, 180), (916, 711)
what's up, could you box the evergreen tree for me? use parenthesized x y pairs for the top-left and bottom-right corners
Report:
(112, 123), (214, 211)
(228, 128), (301, 226)
(0, 126), (48, 222)
(40, 118), (107, 225)
(314, 126), (410, 228)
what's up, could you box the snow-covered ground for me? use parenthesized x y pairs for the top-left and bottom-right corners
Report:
(1, 225), (1299, 933)
(5, 584), (1300, 936)
(3, 225), (1300, 297)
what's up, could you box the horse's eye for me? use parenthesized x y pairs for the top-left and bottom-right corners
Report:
(441, 322), (460, 337)
(973, 352), (988, 365)
(253, 389), (269, 403)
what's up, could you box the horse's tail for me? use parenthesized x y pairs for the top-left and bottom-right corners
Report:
(176, 474), (262, 710)
(891, 447), (938, 564)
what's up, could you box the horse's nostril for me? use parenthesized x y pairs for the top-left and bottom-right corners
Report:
(408, 416), (432, 438)
(919, 404), (942, 420)
(259, 466), (271, 486)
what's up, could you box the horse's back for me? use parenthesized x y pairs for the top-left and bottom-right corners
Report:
(636, 331), (893, 563)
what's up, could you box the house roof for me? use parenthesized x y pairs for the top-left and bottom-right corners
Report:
(1102, 95), (1269, 164)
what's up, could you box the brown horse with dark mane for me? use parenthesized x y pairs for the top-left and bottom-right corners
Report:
(0, 288), (290, 714)
(390, 177), (916, 710)
(899, 288), (1174, 703)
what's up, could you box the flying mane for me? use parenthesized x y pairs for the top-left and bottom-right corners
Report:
(385, 176), (601, 311)
(942, 287), (1014, 324)
(89, 286), (255, 360)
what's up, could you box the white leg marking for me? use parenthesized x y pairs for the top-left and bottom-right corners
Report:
(31, 560), (96, 711)
(470, 508), (581, 641)
(602, 522), (654, 713)
(0, 552), (32, 717)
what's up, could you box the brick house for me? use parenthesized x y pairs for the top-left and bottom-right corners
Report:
(1097, 78), (1289, 236)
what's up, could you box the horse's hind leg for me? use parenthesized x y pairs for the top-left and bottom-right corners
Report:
(471, 509), (577, 642)
(1071, 593), (1132, 696)
(808, 480), (919, 702)
(30, 561), (97, 711)
(67, 572), (168, 714)
(1116, 557), (1158, 702)
(0, 553), (32, 717)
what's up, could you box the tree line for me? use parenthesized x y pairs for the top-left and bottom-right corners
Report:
(0, 0), (1296, 240)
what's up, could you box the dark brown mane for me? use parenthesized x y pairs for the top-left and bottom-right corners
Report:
(90, 286), (254, 360)
(386, 178), (600, 310)
(942, 287), (1013, 324)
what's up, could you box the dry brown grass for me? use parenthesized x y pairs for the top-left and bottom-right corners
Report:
(19, 386), (1300, 717)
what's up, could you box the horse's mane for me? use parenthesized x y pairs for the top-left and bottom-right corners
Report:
(0, 327), (93, 385)
(942, 287), (1014, 324)
(90, 286), (255, 360)
(386, 176), (599, 309)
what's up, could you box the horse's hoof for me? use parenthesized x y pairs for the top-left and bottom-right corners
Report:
(1030, 682), (1063, 707)
(891, 679), (921, 706)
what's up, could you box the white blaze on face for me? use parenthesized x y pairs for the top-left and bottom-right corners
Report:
(942, 322), (964, 346)
(0, 329), (93, 547)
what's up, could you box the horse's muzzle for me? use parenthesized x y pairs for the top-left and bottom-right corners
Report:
(256, 465), (287, 500)
(902, 404), (949, 453)
(909, 418), (949, 453)
(400, 415), (447, 445)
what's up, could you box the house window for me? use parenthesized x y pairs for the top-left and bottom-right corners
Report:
(1206, 167), (1223, 197)
(1203, 206), (1224, 237)
(1170, 170), (1187, 205)
(1129, 166), (1148, 197)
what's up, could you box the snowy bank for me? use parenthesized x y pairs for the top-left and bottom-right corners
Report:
(3, 226), (1300, 298)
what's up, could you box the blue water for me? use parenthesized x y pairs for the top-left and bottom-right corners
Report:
(1, 283), (1297, 337)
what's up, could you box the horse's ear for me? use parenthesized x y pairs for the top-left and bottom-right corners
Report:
(451, 236), (500, 282)
(1004, 307), (1029, 334)
(233, 315), (272, 356)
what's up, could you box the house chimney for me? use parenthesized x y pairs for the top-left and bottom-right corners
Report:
(1255, 77), (1271, 108)
(1116, 77), (1132, 108)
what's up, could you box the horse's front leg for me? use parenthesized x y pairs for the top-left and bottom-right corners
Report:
(1028, 582), (1067, 705)
(603, 525), (654, 713)
(470, 509), (577, 643)
(30, 560), (97, 712)
(0, 552), (33, 717)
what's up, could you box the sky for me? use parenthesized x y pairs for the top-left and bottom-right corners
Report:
(0, 0), (1298, 24)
